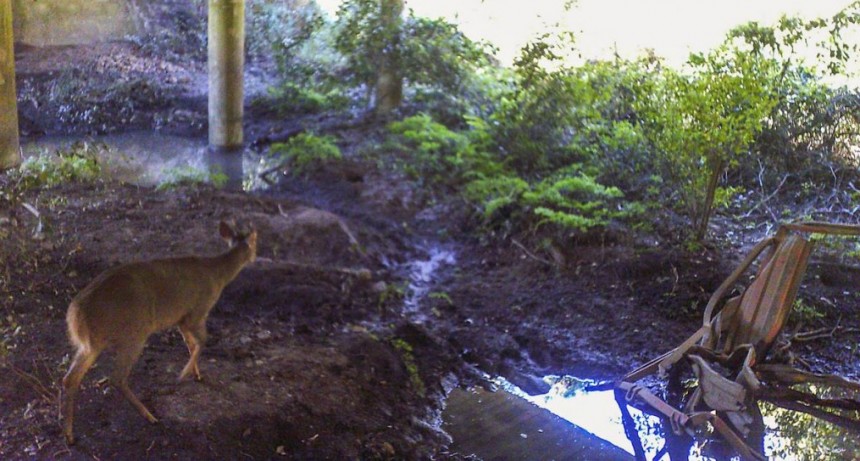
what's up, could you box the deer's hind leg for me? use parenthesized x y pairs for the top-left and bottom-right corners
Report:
(62, 348), (100, 445)
(112, 341), (158, 423)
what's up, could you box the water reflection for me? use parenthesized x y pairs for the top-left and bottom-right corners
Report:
(20, 133), (276, 191)
(761, 384), (860, 460)
(497, 376), (860, 461)
(207, 146), (245, 190)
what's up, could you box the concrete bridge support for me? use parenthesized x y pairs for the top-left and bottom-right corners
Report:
(208, 0), (245, 151)
(0, 0), (19, 170)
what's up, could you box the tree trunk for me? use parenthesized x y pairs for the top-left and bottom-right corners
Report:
(0, 0), (20, 170)
(695, 157), (726, 241)
(373, 0), (403, 115)
(208, 0), (245, 151)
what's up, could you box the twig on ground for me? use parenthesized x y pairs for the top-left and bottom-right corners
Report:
(1, 359), (55, 403)
(743, 174), (790, 219)
(511, 238), (556, 267)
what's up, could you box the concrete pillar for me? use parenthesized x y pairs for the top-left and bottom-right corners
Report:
(0, 0), (20, 170)
(208, 0), (244, 150)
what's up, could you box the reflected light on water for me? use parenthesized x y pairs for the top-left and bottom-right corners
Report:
(497, 376), (860, 461)
(496, 376), (678, 459)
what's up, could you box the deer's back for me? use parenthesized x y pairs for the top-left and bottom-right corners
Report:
(69, 257), (225, 348)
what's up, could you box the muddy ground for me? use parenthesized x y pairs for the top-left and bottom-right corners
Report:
(4, 3), (860, 459)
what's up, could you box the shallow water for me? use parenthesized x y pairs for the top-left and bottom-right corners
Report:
(402, 246), (456, 320)
(473, 375), (860, 461)
(20, 133), (273, 190)
(444, 385), (633, 461)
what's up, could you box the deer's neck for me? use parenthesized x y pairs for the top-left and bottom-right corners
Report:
(211, 243), (252, 286)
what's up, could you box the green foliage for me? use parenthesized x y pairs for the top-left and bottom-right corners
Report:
(334, 0), (490, 105)
(464, 175), (529, 220)
(251, 1), (350, 114)
(156, 166), (229, 191)
(465, 170), (627, 233)
(525, 173), (625, 232)
(262, 1), (860, 243)
(386, 114), (499, 185)
(790, 298), (824, 325)
(270, 132), (343, 174)
(13, 142), (104, 190)
(725, 7), (860, 196)
(252, 82), (349, 115)
(633, 45), (779, 239)
(247, 0), (325, 70)
(390, 338), (425, 396)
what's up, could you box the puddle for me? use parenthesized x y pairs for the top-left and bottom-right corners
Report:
(444, 385), (633, 461)
(446, 376), (860, 460)
(20, 133), (275, 190)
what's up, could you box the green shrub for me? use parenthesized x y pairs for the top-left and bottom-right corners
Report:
(386, 113), (500, 186)
(270, 132), (343, 173)
(632, 46), (778, 240)
(465, 170), (628, 233)
(464, 175), (529, 220)
(334, 0), (490, 105)
(525, 173), (625, 232)
(13, 142), (104, 190)
(156, 166), (229, 191)
(252, 82), (349, 115)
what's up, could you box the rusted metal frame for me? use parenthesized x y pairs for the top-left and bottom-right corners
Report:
(708, 413), (767, 461)
(732, 236), (811, 358)
(620, 231), (793, 386)
(702, 237), (778, 325)
(687, 344), (752, 371)
(688, 355), (747, 412)
(759, 237), (812, 357)
(655, 238), (779, 377)
(617, 383), (766, 461)
(617, 381), (691, 430)
(719, 239), (780, 355)
(783, 221), (860, 236)
(611, 221), (860, 461)
(755, 364), (860, 391)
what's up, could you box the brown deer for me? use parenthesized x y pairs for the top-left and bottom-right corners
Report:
(61, 220), (257, 445)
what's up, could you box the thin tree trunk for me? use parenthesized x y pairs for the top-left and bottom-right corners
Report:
(374, 0), (403, 115)
(695, 156), (726, 241)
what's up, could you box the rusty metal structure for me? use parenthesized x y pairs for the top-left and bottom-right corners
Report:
(594, 222), (860, 460)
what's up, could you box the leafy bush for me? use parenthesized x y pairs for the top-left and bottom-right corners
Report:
(633, 46), (778, 239)
(726, 10), (860, 198)
(250, 1), (350, 114)
(247, 0), (325, 67)
(270, 132), (343, 173)
(252, 82), (350, 115)
(465, 170), (628, 233)
(386, 113), (499, 186)
(156, 166), (229, 191)
(13, 142), (104, 190)
(334, 0), (490, 106)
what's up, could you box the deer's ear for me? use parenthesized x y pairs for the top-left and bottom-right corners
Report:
(219, 220), (236, 240)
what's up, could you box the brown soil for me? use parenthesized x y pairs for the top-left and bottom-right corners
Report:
(0, 181), (475, 460)
(4, 159), (859, 460)
(6, 2), (860, 458)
